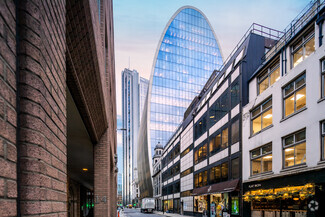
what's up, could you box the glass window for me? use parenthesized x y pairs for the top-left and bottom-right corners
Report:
(194, 143), (208, 164)
(283, 129), (306, 168)
(321, 59), (325, 98)
(292, 28), (315, 67)
(251, 97), (272, 135)
(194, 114), (207, 140)
(210, 165), (221, 184)
(194, 170), (208, 188)
(321, 121), (325, 161)
(231, 158), (239, 179)
(210, 127), (228, 155)
(231, 81), (240, 108)
(283, 74), (306, 117)
(180, 167), (193, 178)
(250, 143), (272, 175)
(221, 162), (228, 182)
(258, 60), (280, 94)
(231, 119), (239, 144)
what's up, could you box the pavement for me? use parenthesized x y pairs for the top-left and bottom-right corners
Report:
(117, 208), (192, 217)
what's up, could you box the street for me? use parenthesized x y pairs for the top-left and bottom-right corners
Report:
(121, 208), (164, 217)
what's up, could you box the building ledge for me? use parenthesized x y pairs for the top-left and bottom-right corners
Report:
(317, 97), (325, 104)
(249, 124), (274, 139)
(248, 171), (274, 181)
(280, 107), (307, 123)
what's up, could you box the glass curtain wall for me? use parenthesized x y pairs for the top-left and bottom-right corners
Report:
(149, 7), (223, 154)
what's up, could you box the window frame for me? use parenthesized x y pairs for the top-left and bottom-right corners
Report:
(282, 73), (306, 118)
(250, 143), (272, 176)
(194, 143), (208, 165)
(209, 126), (229, 155)
(291, 27), (315, 68)
(250, 97), (272, 135)
(321, 121), (325, 160)
(282, 129), (306, 168)
(321, 59), (325, 99)
(257, 60), (280, 95)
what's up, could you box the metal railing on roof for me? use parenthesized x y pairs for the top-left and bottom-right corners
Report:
(218, 23), (283, 72)
(263, 0), (325, 62)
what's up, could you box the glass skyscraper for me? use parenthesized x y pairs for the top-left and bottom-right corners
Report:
(148, 7), (223, 154)
(138, 6), (223, 197)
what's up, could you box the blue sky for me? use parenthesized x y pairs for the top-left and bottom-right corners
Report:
(113, 0), (309, 116)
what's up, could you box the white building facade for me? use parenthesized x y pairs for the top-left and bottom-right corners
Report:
(242, 1), (325, 216)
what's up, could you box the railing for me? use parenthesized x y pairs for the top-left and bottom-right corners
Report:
(263, 0), (325, 62)
(218, 23), (283, 72)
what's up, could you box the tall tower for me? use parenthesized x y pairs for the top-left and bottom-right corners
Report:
(138, 6), (223, 197)
(122, 68), (148, 205)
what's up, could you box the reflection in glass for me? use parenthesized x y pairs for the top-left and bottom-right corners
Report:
(149, 7), (223, 153)
(285, 94), (295, 117)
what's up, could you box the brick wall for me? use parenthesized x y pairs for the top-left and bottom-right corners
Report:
(0, 0), (17, 216)
(17, 0), (67, 216)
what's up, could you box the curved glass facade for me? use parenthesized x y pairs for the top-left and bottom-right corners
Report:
(138, 6), (223, 197)
(149, 7), (223, 154)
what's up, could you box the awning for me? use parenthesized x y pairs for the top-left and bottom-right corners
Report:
(192, 179), (240, 196)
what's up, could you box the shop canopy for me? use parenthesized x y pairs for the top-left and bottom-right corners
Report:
(192, 179), (240, 196)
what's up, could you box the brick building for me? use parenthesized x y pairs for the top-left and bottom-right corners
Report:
(0, 0), (117, 216)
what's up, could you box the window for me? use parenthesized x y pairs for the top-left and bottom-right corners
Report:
(321, 59), (325, 98)
(283, 129), (306, 168)
(210, 162), (228, 184)
(209, 90), (229, 127)
(292, 28), (315, 67)
(180, 167), (193, 178)
(231, 119), (239, 144)
(194, 114), (207, 140)
(194, 170), (208, 188)
(231, 81), (239, 108)
(209, 127), (228, 155)
(258, 61), (280, 94)
(181, 190), (192, 197)
(283, 74), (306, 117)
(221, 162), (228, 182)
(194, 143), (207, 164)
(251, 97), (272, 134)
(250, 143), (272, 175)
(321, 121), (325, 160)
(181, 145), (193, 158)
(231, 158), (239, 179)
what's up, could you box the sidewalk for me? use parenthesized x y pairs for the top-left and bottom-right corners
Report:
(154, 211), (192, 217)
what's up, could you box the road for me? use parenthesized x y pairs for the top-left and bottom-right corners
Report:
(121, 208), (165, 217)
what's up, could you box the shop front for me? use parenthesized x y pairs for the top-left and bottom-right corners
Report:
(164, 199), (173, 212)
(243, 169), (325, 217)
(193, 179), (240, 217)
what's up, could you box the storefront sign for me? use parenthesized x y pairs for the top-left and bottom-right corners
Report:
(248, 183), (261, 189)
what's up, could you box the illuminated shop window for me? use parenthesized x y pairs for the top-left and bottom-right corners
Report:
(292, 28), (315, 68)
(251, 97), (272, 135)
(283, 129), (306, 168)
(283, 74), (306, 117)
(250, 143), (272, 175)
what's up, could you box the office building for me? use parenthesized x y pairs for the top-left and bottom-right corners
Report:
(242, 1), (325, 217)
(138, 5), (223, 198)
(122, 69), (148, 204)
(155, 23), (280, 216)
